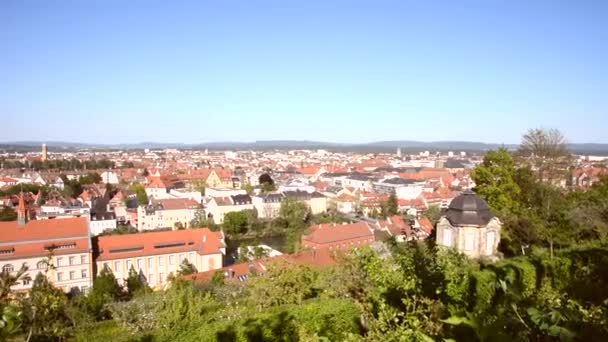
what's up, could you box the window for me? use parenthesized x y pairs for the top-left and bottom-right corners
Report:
(159, 256), (164, 266)
(69, 256), (75, 265)
(114, 261), (121, 272)
(81, 269), (87, 278)
(189, 253), (194, 262)
(465, 232), (475, 251)
(22, 278), (30, 286)
(57, 257), (64, 266)
(126, 260), (132, 270)
(137, 259), (143, 270)
(103, 262), (109, 270)
(179, 254), (185, 263)
(80, 286), (88, 293)
(486, 231), (495, 256)
(148, 274), (154, 284)
(148, 257), (153, 268)
(443, 229), (452, 247)
(57, 272), (63, 281)
(159, 273), (164, 284)
(2, 264), (14, 273)
(37, 261), (47, 270)
(80, 255), (86, 264)
(169, 255), (175, 265)
(69, 271), (75, 280)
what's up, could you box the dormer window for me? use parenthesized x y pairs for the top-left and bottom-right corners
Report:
(2, 264), (14, 273)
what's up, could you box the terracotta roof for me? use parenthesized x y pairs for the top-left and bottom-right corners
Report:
(418, 217), (434, 235)
(151, 198), (199, 210)
(96, 228), (224, 261)
(0, 217), (90, 260)
(185, 247), (337, 284)
(377, 215), (411, 236)
(302, 222), (373, 245)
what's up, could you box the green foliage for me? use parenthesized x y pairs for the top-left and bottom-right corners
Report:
(80, 266), (124, 320)
(471, 148), (521, 215)
(0, 205), (18, 221)
(249, 259), (319, 308)
(21, 273), (72, 340)
(241, 183), (254, 194)
(125, 266), (149, 297)
(423, 205), (442, 225)
(223, 209), (259, 235)
(128, 183), (148, 205)
(177, 258), (198, 276)
(380, 192), (399, 218)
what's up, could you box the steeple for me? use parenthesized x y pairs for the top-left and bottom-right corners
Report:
(17, 192), (27, 225)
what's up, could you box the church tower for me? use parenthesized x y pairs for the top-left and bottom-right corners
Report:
(41, 143), (48, 162)
(17, 193), (27, 225)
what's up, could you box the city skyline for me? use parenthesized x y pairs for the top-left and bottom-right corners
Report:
(2, 0), (607, 144)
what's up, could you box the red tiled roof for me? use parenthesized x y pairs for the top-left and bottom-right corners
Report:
(377, 215), (411, 237)
(418, 217), (434, 235)
(97, 228), (224, 261)
(184, 247), (338, 284)
(152, 198), (199, 210)
(0, 217), (90, 260)
(302, 222), (373, 245)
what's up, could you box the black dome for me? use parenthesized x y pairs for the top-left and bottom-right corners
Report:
(445, 190), (495, 227)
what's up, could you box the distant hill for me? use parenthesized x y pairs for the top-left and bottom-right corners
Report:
(1, 140), (607, 155)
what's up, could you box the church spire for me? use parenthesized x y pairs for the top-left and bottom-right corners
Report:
(17, 192), (27, 225)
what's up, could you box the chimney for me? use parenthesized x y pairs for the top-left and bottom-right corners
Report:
(17, 192), (27, 226)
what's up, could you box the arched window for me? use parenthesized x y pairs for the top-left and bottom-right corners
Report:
(37, 261), (48, 270)
(2, 264), (14, 273)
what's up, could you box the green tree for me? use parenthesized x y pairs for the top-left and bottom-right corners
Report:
(22, 273), (71, 340)
(81, 266), (123, 319)
(382, 192), (399, 217)
(471, 148), (521, 215)
(129, 183), (149, 205)
(241, 183), (254, 195)
(517, 128), (571, 183)
(278, 198), (309, 230)
(0, 263), (30, 301)
(249, 259), (318, 308)
(177, 259), (198, 276)
(192, 179), (206, 195)
(423, 205), (442, 225)
(0, 206), (17, 222)
(125, 266), (149, 297)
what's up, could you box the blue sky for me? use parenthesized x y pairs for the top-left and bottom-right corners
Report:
(1, 0), (607, 144)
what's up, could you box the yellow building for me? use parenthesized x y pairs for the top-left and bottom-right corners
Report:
(96, 229), (225, 289)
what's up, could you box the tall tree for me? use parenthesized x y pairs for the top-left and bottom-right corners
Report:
(471, 148), (521, 215)
(517, 128), (571, 183)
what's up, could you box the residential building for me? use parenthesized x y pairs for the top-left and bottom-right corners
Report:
(302, 222), (375, 251)
(0, 198), (93, 294)
(205, 194), (254, 224)
(96, 228), (225, 289)
(137, 198), (199, 231)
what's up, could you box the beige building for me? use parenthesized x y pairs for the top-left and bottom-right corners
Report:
(137, 198), (199, 231)
(436, 191), (502, 259)
(96, 229), (225, 289)
(0, 201), (93, 294)
(205, 194), (254, 224)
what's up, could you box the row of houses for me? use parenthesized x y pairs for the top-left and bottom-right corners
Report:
(0, 197), (225, 294)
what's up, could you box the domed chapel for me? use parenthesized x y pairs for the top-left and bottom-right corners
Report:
(436, 190), (502, 258)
